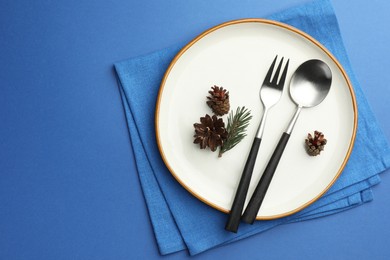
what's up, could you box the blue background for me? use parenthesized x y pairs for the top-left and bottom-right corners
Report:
(1, 0), (389, 259)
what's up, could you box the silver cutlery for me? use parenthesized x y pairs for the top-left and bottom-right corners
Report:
(241, 59), (332, 224)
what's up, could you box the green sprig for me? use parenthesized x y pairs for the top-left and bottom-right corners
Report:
(219, 106), (252, 157)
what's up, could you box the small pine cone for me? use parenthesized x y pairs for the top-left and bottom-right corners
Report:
(305, 130), (327, 156)
(206, 85), (230, 116)
(193, 114), (228, 152)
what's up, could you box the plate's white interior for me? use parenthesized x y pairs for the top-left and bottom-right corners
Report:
(157, 21), (355, 218)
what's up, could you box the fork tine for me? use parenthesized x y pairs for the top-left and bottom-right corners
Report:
(271, 57), (284, 85)
(277, 59), (289, 87)
(263, 55), (278, 84)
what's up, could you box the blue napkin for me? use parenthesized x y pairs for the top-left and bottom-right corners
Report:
(115, 0), (390, 255)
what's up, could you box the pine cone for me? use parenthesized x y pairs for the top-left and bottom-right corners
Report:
(206, 85), (230, 116)
(193, 114), (228, 152)
(305, 131), (327, 156)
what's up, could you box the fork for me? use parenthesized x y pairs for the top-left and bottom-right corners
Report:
(225, 56), (289, 232)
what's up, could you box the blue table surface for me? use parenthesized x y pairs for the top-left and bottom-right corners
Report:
(1, 0), (389, 259)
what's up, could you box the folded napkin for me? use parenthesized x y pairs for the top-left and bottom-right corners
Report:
(115, 0), (390, 255)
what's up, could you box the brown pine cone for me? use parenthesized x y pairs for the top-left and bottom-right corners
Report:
(206, 85), (230, 116)
(305, 130), (327, 156)
(193, 114), (228, 152)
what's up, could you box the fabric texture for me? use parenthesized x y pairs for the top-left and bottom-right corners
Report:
(114, 0), (390, 255)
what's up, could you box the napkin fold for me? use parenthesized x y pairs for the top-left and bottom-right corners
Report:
(115, 0), (390, 255)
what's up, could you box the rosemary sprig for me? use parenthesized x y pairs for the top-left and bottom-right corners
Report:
(219, 106), (252, 157)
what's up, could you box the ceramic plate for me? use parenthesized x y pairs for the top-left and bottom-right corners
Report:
(155, 19), (357, 219)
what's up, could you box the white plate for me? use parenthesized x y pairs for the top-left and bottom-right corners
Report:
(156, 19), (357, 219)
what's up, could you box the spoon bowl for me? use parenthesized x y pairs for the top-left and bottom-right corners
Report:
(290, 59), (332, 108)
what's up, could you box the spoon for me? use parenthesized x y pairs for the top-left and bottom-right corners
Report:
(241, 59), (332, 224)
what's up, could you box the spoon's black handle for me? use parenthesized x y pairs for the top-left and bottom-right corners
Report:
(241, 132), (290, 224)
(225, 137), (261, 233)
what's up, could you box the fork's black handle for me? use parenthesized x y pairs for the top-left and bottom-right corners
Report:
(225, 137), (261, 233)
(241, 132), (290, 224)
